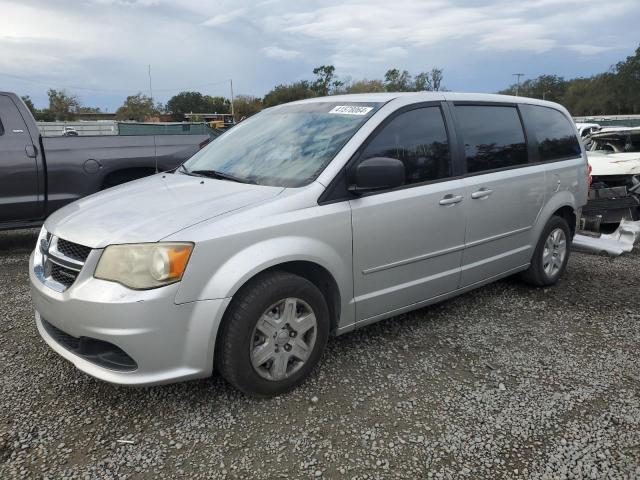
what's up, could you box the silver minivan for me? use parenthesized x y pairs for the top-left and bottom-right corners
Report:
(30, 93), (588, 396)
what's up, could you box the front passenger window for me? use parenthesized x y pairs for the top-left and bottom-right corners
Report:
(358, 107), (451, 185)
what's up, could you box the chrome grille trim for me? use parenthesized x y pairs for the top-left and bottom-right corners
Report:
(34, 234), (92, 292)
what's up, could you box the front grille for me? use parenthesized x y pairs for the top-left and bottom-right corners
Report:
(36, 235), (92, 292)
(41, 319), (138, 371)
(56, 238), (92, 262)
(49, 263), (79, 288)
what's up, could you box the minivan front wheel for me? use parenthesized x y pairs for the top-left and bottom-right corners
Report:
(521, 216), (571, 286)
(216, 271), (329, 397)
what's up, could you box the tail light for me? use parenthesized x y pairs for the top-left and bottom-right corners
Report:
(587, 163), (592, 188)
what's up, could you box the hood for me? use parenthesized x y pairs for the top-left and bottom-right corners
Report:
(45, 173), (284, 248)
(587, 151), (640, 176)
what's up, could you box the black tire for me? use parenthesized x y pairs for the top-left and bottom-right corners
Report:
(521, 215), (571, 287)
(216, 271), (330, 397)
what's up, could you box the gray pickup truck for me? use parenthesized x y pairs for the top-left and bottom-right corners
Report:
(0, 91), (212, 231)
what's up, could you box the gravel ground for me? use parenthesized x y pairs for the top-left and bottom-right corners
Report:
(1, 229), (639, 479)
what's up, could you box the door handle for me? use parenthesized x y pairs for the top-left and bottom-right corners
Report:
(25, 145), (38, 158)
(439, 194), (464, 206)
(471, 188), (493, 199)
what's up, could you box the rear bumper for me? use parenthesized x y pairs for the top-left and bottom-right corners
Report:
(30, 251), (230, 386)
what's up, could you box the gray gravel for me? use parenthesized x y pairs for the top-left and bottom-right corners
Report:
(1, 229), (639, 479)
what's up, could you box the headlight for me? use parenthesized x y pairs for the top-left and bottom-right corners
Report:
(95, 243), (194, 290)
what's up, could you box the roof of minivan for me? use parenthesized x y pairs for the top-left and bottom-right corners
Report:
(293, 91), (565, 110)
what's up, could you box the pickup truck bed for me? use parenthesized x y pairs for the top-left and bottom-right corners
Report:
(0, 91), (211, 230)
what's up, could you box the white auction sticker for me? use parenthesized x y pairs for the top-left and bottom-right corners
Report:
(329, 105), (373, 116)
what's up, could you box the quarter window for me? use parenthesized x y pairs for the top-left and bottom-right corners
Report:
(456, 105), (528, 174)
(522, 105), (581, 161)
(359, 107), (451, 185)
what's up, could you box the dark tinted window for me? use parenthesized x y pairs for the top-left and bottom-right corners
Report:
(359, 107), (451, 185)
(457, 105), (527, 173)
(522, 105), (581, 161)
(0, 117), (4, 136)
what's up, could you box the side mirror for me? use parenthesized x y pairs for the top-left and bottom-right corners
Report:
(349, 157), (405, 193)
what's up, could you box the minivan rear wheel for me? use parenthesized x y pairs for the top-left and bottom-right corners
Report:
(216, 271), (329, 397)
(521, 216), (571, 287)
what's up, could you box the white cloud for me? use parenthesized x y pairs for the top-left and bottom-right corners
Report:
(565, 44), (616, 55)
(201, 8), (247, 27)
(261, 45), (302, 60)
(0, 0), (638, 109)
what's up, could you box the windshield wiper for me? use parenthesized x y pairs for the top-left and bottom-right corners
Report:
(188, 169), (256, 184)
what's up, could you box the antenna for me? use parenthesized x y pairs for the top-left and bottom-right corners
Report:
(512, 73), (525, 96)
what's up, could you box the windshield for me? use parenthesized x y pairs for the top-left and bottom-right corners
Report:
(181, 102), (382, 187)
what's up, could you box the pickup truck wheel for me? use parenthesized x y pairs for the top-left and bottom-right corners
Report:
(521, 216), (571, 287)
(216, 271), (329, 397)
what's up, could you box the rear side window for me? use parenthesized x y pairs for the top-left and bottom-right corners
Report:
(456, 105), (528, 174)
(522, 105), (581, 161)
(359, 106), (451, 185)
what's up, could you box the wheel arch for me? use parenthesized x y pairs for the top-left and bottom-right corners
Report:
(533, 191), (578, 242)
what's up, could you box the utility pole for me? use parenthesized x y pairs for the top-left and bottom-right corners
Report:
(229, 79), (235, 123)
(512, 73), (524, 96)
(148, 64), (154, 103)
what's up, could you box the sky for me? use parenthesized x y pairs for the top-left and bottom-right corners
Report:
(0, 0), (638, 111)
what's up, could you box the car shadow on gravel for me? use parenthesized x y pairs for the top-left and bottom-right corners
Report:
(0, 229), (38, 255)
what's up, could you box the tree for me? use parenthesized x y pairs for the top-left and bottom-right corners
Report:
(20, 95), (37, 116)
(78, 106), (102, 114)
(47, 89), (80, 121)
(345, 79), (386, 94)
(384, 69), (412, 92)
(415, 68), (444, 91)
(206, 96), (231, 114)
(312, 65), (343, 96)
(34, 109), (55, 122)
(233, 95), (263, 120)
(115, 93), (157, 121)
(167, 91), (209, 120)
(263, 81), (315, 107)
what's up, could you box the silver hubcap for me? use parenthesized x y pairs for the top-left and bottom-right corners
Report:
(250, 298), (317, 381)
(542, 228), (567, 277)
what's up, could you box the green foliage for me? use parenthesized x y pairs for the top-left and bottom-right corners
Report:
(20, 95), (37, 116)
(47, 89), (80, 121)
(233, 95), (263, 120)
(115, 93), (157, 121)
(78, 106), (102, 114)
(344, 79), (386, 94)
(34, 109), (55, 122)
(384, 69), (413, 91)
(414, 68), (444, 92)
(499, 45), (640, 115)
(263, 81), (315, 107)
(312, 65), (343, 96)
(166, 91), (231, 120)
(383, 67), (445, 92)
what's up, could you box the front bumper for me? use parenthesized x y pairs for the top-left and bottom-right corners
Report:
(30, 251), (230, 386)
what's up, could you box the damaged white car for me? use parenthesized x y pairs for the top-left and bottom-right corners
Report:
(582, 127), (640, 231)
(572, 127), (640, 256)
